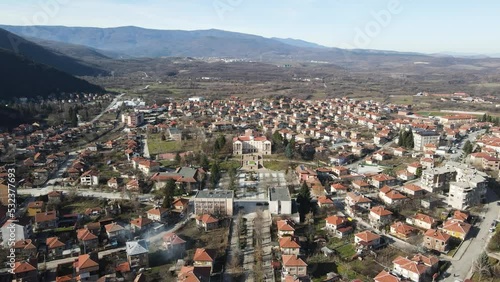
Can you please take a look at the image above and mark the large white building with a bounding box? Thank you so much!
[268,187,292,215]
[193,190,234,216]
[446,164,487,210]
[233,129,272,155]
[413,130,440,151]
[121,112,144,128]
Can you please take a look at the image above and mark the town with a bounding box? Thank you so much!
[0,93,500,282]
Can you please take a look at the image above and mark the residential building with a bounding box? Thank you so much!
[193,248,216,272]
[162,232,186,255]
[196,214,219,231]
[345,192,372,210]
[371,174,397,188]
[172,198,190,214]
[80,170,99,187]
[440,220,471,240]
[392,254,439,282]
[46,237,65,258]
[12,261,38,282]
[0,181,8,206]
[126,239,149,269]
[369,206,393,229]
[130,217,154,234]
[122,112,144,128]
[233,129,272,155]
[354,230,381,249]
[390,222,416,239]
[325,215,352,238]
[105,222,127,242]
[12,239,37,259]
[447,181,486,210]
[1,219,32,246]
[77,228,99,253]
[277,219,295,238]
[378,186,407,205]
[34,211,58,232]
[402,184,424,197]
[282,254,308,278]
[146,207,169,222]
[74,254,99,281]
[193,190,234,216]
[268,187,292,215]
[374,270,401,282]
[279,236,301,255]
[409,213,437,230]
[27,201,45,216]
[413,130,440,151]
[424,229,450,253]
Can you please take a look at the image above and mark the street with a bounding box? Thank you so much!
[443,188,499,281]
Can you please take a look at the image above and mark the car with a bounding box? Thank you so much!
[490,227,496,233]
[256,202,263,206]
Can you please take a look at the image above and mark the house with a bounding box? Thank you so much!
[410,213,437,230]
[105,222,127,242]
[13,239,37,259]
[452,210,470,222]
[178,265,211,282]
[74,254,99,281]
[330,183,348,195]
[345,192,372,210]
[396,170,416,181]
[126,239,149,269]
[317,196,334,208]
[369,206,393,229]
[130,216,154,233]
[27,201,45,216]
[371,174,397,188]
[172,198,189,214]
[196,214,219,231]
[77,228,99,252]
[282,254,308,278]
[1,219,32,246]
[268,187,292,215]
[12,261,38,282]
[46,237,65,258]
[374,270,401,282]
[277,220,295,238]
[80,170,100,186]
[47,191,63,205]
[390,222,416,239]
[354,230,381,249]
[137,159,160,175]
[378,186,407,205]
[193,248,216,272]
[440,220,471,240]
[325,215,353,238]
[352,180,370,190]
[279,236,301,255]
[332,166,350,177]
[162,232,186,255]
[402,184,424,197]
[295,165,318,183]
[407,162,423,175]
[34,211,58,232]
[424,229,450,253]
[193,190,234,216]
[126,179,140,191]
[146,207,169,222]
[84,222,101,236]
[107,177,119,189]
[392,254,439,282]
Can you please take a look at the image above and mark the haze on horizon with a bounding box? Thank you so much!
[1,0,499,56]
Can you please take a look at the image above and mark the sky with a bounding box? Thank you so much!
[0,0,499,55]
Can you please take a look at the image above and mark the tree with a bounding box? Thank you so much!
[209,162,221,189]
[415,167,422,178]
[272,131,284,153]
[296,182,311,222]
[200,154,209,169]
[404,130,414,149]
[162,179,176,209]
[228,166,237,191]
[175,152,182,165]
[285,143,294,159]
[473,252,492,280]
[398,130,404,146]
[463,140,473,155]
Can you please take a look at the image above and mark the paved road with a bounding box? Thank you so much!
[90,93,125,123]
[17,185,153,201]
[444,189,499,281]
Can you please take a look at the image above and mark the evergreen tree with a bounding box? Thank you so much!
[209,162,221,189]
[405,130,414,149]
[162,179,176,209]
[463,140,473,155]
[285,143,294,159]
[175,152,182,164]
[398,131,404,146]
[481,113,487,122]
[200,154,209,169]
[297,181,311,221]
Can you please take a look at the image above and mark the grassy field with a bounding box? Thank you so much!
[147,133,182,155]
[263,160,289,171]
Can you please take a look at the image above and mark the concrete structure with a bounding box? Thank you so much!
[121,112,144,128]
[413,130,440,151]
[193,190,234,216]
[233,129,271,155]
[1,219,32,247]
[126,239,149,269]
[268,187,292,215]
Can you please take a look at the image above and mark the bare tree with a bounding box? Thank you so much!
[473,252,492,281]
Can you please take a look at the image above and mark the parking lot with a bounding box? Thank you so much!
[219,170,287,200]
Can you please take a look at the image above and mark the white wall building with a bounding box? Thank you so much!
[233,129,272,155]
[268,187,292,215]
[413,130,440,151]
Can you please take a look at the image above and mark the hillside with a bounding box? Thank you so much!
[0,49,104,100]
[0,28,107,76]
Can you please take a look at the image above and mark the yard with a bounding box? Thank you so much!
[147,133,182,155]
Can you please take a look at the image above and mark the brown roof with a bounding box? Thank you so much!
[147,207,168,216]
[197,214,219,224]
[105,222,124,233]
[424,229,450,242]
[325,215,346,226]
[47,237,65,249]
[35,211,57,222]
[414,213,435,225]
[277,220,295,231]
[77,229,98,241]
[282,254,307,267]
[279,236,301,249]
[193,248,215,262]
[355,230,380,242]
[13,261,37,274]
[370,206,393,216]
[131,217,153,228]
[442,220,472,236]
[75,254,99,270]
[374,270,400,282]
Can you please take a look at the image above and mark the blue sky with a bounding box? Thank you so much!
[1,0,498,55]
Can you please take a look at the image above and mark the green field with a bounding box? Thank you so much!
[147,133,181,155]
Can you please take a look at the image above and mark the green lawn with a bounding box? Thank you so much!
[264,160,289,171]
[147,134,181,155]
[335,243,356,259]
